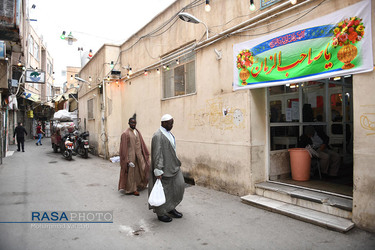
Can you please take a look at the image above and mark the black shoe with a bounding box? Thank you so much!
[17,149,20,152]
[168,209,183,218]
[22,150,25,152]
[158,215,172,223]
[36,143,38,146]
[40,144,42,145]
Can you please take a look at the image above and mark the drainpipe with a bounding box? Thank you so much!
[101,79,108,159]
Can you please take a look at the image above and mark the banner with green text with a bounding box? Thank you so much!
[233,0,373,91]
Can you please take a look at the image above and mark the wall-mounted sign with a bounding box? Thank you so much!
[261,0,282,10]
[26,70,45,83]
[21,92,40,102]
[0,41,5,59]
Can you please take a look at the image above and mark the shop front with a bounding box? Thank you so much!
[268,76,353,197]
[233,0,374,230]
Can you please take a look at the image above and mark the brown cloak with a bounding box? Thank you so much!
[118,128,150,191]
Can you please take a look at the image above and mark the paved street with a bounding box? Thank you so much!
[0,139,374,250]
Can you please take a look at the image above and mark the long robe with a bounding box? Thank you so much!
[148,129,185,216]
[118,128,150,192]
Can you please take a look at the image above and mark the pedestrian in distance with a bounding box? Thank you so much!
[13,122,28,152]
[118,116,150,196]
[149,114,185,223]
[36,122,45,146]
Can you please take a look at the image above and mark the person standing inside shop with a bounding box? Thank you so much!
[36,122,45,146]
[13,122,27,152]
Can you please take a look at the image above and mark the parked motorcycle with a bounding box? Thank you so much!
[74,131,90,158]
[60,133,75,160]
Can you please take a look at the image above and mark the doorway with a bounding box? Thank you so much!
[268,76,353,197]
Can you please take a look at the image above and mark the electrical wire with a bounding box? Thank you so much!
[107,0,203,77]
[232,0,328,37]
[107,0,330,79]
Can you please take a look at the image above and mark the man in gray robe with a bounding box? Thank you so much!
[149,114,185,222]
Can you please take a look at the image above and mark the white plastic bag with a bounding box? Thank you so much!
[148,179,166,207]
[305,144,319,158]
[109,156,120,163]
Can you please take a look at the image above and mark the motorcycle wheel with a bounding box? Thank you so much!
[63,150,72,160]
[83,149,88,159]
[67,150,72,161]
[77,147,84,156]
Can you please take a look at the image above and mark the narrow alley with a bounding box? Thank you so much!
[0,139,374,249]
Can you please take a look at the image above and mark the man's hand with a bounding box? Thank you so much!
[156,175,162,180]
[128,162,135,168]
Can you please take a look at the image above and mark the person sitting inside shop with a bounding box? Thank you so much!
[298,126,341,178]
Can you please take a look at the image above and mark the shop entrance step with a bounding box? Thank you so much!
[254,181,352,219]
[241,194,354,233]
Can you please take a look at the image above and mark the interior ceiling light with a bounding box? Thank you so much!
[205,0,211,12]
[250,0,256,11]
[290,0,297,5]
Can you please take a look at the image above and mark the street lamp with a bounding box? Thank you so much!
[75,77,91,89]
[178,12,209,40]
[61,31,77,45]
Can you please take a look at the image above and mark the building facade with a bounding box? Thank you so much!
[77,0,375,232]
[0,0,56,158]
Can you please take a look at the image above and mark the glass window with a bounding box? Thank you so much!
[34,42,39,60]
[29,36,34,56]
[88,99,94,120]
[269,84,299,123]
[270,126,299,150]
[302,81,325,122]
[269,77,353,153]
[162,51,195,99]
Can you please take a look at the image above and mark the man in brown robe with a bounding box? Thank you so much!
[118,117,150,196]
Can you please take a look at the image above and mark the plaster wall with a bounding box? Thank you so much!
[113,0,272,195]
[78,44,120,157]
[352,10,375,231]
[78,0,375,231]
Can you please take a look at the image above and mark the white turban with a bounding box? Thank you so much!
[161,114,173,122]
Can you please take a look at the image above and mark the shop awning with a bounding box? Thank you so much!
[20,92,41,102]
[233,0,373,91]
[53,88,78,103]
